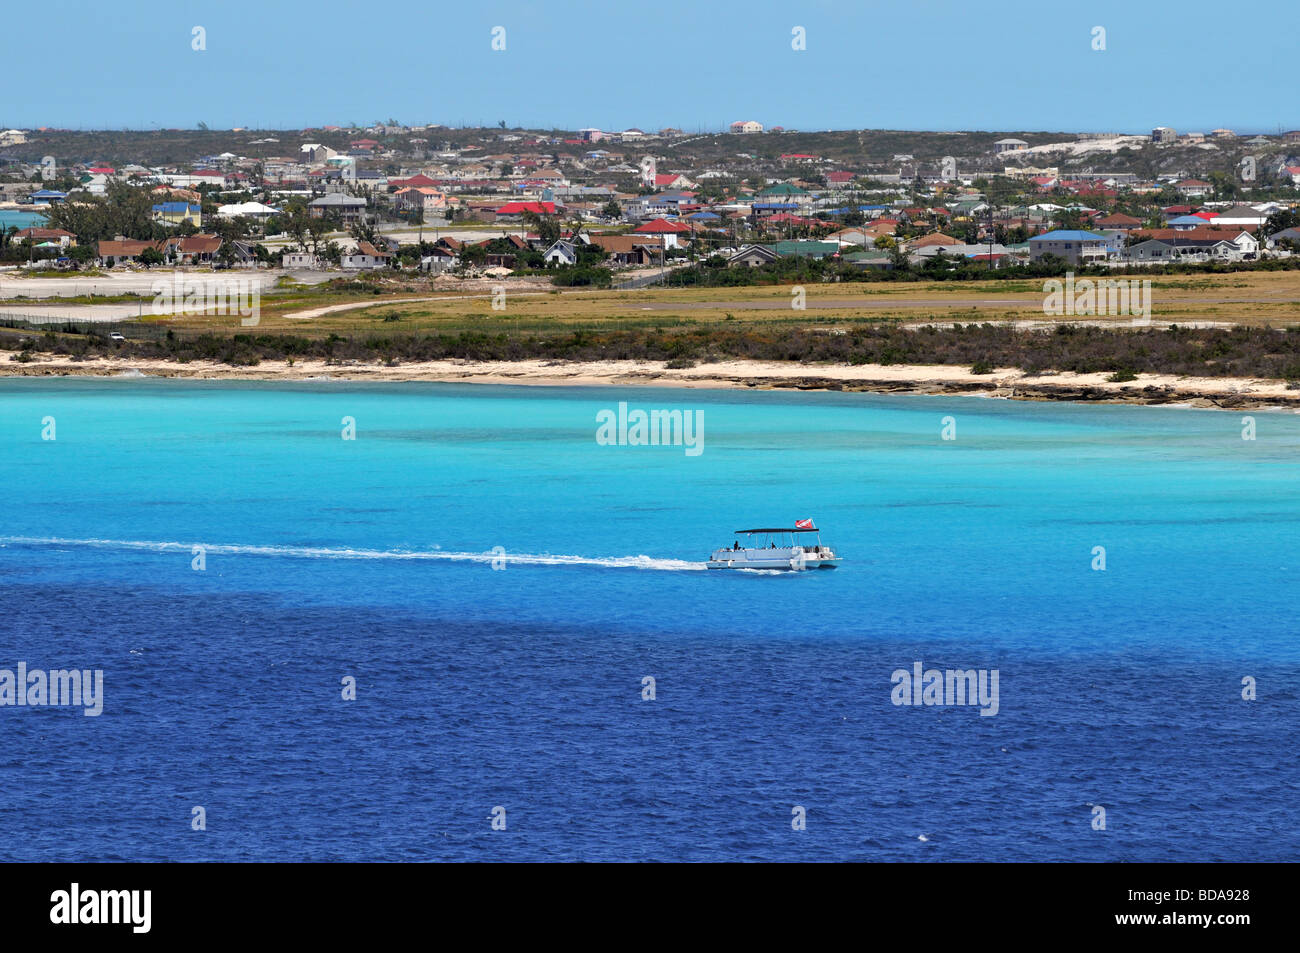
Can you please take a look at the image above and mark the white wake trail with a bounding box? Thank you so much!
[0,536,707,572]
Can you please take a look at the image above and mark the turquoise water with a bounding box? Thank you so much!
[0,209,45,230]
[0,379,1297,860]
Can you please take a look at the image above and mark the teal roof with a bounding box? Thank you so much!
[765,240,839,258]
[1031,229,1108,241]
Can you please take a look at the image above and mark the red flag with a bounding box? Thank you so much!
[795,518,815,530]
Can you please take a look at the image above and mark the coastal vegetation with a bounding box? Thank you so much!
[7,320,1300,383]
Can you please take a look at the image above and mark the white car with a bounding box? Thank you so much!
[109,332,125,342]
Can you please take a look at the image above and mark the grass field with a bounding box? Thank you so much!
[133,269,1300,338]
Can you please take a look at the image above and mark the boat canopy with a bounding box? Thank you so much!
[734,527,819,534]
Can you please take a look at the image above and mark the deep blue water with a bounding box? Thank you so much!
[0,378,1297,861]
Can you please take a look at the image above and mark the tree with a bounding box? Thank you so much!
[521,209,559,246]
[600,200,623,221]
[1266,209,1300,233]
[283,202,311,251]
[348,218,382,247]
[140,246,164,268]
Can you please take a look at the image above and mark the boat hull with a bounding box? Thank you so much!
[706,547,842,571]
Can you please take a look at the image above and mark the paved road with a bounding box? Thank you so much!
[0,269,330,299]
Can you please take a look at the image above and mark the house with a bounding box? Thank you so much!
[542,240,580,266]
[216,201,280,221]
[493,200,557,221]
[765,240,839,259]
[341,240,393,270]
[1174,179,1212,198]
[1127,228,1258,260]
[353,169,389,192]
[282,250,321,269]
[1266,227,1300,250]
[653,172,695,190]
[151,202,202,227]
[1152,126,1177,144]
[161,234,223,264]
[10,227,76,249]
[28,189,68,205]
[829,227,877,247]
[907,233,962,250]
[839,249,895,270]
[388,173,441,190]
[588,234,663,266]
[308,193,368,222]
[1094,212,1143,231]
[993,138,1029,154]
[96,240,159,266]
[393,187,447,216]
[729,120,763,134]
[418,246,460,273]
[632,217,691,249]
[913,243,1014,265]
[1028,229,1110,264]
[1127,236,1237,262]
[301,143,338,163]
[1167,214,1212,230]
[756,183,811,205]
[728,244,780,267]
[1210,204,1269,227]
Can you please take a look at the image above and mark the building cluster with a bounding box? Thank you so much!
[3,121,1300,274]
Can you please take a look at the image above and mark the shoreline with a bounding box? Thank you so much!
[4,355,1299,410]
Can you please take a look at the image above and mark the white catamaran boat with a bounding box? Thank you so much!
[707,521,842,571]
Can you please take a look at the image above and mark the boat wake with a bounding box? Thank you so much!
[0,535,707,572]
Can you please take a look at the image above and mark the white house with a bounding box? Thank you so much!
[282,251,321,269]
[341,240,392,270]
[419,247,460,272]
[217,201,281,221]
[543,240,580,266]
[1209,205,1269,227]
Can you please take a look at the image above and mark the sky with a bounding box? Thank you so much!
[5,0,1298,134]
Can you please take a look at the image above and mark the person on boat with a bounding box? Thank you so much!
[733,541,740,550]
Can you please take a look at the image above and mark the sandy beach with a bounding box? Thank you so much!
[5,354,1299,410]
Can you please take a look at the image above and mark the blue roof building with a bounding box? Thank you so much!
[1028,230,1111,264]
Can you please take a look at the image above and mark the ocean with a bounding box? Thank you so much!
[0,378,1296,861]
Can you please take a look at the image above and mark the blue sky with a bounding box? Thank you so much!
[6,0,1298,134]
